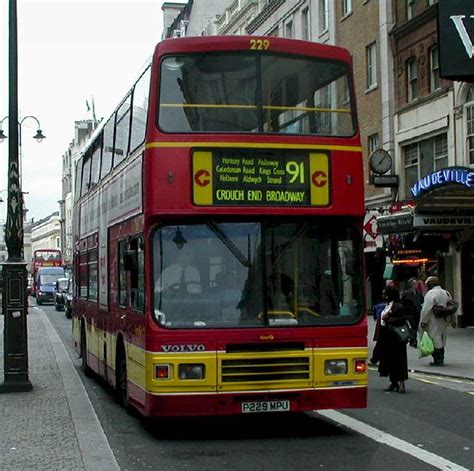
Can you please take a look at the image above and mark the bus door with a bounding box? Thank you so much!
[118,235,146,403]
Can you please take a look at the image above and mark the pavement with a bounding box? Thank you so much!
[0,304,119,471]
[0,307,472,470]
[367,316,474,380]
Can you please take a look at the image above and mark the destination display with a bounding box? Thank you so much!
[192,150,330,207]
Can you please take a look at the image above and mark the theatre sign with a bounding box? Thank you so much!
[413,215,474,229]
[410,167,474,198]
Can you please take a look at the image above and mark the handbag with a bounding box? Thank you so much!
[433,300,459,319]
[388,322,411,344]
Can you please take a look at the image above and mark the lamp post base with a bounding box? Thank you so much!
[0,377,33,393]
[1,261,32,393]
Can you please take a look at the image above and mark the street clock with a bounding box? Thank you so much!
[369,149,392,175]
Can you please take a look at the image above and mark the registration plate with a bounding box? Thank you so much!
[241,400,290,413]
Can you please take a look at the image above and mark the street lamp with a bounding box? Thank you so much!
[0,116,44,393]
[0,115,46,144]
[1,0,40,392]
[1,115,46,188]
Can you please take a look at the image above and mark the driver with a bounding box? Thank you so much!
[155,250,201,294]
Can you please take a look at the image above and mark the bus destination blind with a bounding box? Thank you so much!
[193,150,330,207]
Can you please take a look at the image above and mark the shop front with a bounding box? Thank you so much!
[378,167,474,327]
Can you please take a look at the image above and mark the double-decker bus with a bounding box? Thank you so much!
[72,36,367,417]
[32,249,62,296]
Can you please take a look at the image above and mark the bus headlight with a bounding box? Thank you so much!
[178,364,205,380]
[325,359,347,375]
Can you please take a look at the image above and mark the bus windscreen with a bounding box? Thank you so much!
[158,52,354,136]
[153,220,363,329]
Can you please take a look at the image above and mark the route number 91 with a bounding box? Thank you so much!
[286,161,305,184]
[250,38,270,50]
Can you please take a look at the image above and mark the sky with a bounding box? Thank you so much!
[0,0,172,222]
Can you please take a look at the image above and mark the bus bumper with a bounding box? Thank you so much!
[143,386,367,417]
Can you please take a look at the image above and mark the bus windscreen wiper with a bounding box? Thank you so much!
[206,222,251,267]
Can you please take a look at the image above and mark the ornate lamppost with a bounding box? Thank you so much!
[0,0,45,392]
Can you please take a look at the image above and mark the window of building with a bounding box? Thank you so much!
[429,46,440,93]
[285,20,293,38]
[269,26,279,37]
[342,0,352,16]
[407,0,414,20]
[368,133,379,156]
[403,133,448,196]
[319,0,329,33]
[301,8,309,40]
[366,42,377,90]
[407,57,418,102]
[465,87,474,165]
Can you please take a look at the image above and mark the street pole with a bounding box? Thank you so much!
[1,0,32,392]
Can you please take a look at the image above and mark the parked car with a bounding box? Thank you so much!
[53,277,70,311]
[64,278,74,319]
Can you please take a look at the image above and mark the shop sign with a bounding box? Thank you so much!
[438,0,474,80]
[410,167,474,198]
[413,215,474,229]
[369,174,399,188]
[377,212,414,234]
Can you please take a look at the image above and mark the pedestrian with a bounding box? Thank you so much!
[370,288,389,364]
[377,286,411,393]
[419,276,453,366]
[401,277,423,347]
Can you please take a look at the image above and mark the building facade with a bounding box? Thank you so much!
[30,212,61,256]
[378,0,474,327]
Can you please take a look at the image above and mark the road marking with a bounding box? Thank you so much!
[315,410,469,471]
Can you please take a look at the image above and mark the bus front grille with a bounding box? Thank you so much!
[221,356,310,383]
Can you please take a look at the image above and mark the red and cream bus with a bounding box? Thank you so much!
[72,36,367,417]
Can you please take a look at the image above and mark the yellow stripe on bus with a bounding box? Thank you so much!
[160,103,351,113]
[146,141,362,152]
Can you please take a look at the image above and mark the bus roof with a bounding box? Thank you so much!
[155,36,353,64]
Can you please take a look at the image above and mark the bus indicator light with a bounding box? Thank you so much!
[194,169,211,187]
[309,153,330,205]
[311,170,327,187]
[354,359,366,373]
[154,364,171,380]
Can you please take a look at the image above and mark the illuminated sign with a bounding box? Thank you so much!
[192,150,330,206]
[410,167,474,198]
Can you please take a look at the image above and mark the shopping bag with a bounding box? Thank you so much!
[419,331,434,358]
